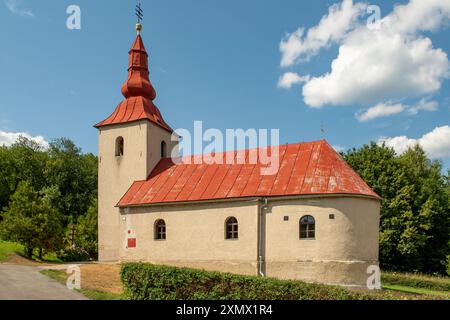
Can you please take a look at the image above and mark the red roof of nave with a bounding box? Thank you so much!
[118,140,380,207]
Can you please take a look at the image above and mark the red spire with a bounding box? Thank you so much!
[121,35,157,100]
[95,29,173,133]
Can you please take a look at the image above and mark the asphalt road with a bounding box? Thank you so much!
[0,264,88,300]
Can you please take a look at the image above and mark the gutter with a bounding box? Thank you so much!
[258,198,268,277]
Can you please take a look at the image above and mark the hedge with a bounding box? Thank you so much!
[120,263,379,300]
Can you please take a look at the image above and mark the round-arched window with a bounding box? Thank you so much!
[115,137,124,157]
[300,215,315,239]
[154,219,166,240]
[225,217,238,239]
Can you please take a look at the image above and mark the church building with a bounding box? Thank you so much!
[95,23,380,287]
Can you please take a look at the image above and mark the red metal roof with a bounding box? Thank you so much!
[95,35,172,132]
[94,96,172,132]
[118,140,380,207]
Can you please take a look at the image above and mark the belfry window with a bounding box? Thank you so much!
[300,215,315,239]
[225,217,238,240]
[155,219,166,240]
[115,137,124,157]
[161,141,167,158]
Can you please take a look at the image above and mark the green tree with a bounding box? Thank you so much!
[0,137,48,210]
[45,138,97,222]
[0,182,64,259]
[75,199,98,259]
[343,143,450,273]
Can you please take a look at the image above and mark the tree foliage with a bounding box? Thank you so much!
[0,182,63,258]
[74,198,98,259]
[0,136,98,259]
[343,143,450,274]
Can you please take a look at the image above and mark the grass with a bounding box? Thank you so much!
[0,240,62,263]
[383,284,450,298]
[382,272,450,299]
[40,269,123,300]
[0,240,24,262]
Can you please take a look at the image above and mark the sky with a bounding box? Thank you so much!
[0,0,449,169]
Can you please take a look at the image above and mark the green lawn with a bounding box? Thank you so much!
[383,284,450,298]
[0,240,24,262]
[0,240,62,263]
[40,269,122,300]
[381,272,450,299]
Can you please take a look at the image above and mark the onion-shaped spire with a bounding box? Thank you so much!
[120,24,156,100]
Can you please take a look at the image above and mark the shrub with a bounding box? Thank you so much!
[57,247,90,262]
[120,263,377,300]
[446,255,450,277]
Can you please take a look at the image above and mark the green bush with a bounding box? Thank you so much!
[447,256,450,277]
[57,247,90,262]
[120,263,377,300]
[382,272,450,292]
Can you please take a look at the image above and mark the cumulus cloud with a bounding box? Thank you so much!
[356,102,406,122]
[407,99,438,115]
[0,131,48,148]
[280,0,450,110]
[278,72,310,89]
[356,99,438,122]
[4,0,34,17]
[378,125,450,159]
[280,0,366,66]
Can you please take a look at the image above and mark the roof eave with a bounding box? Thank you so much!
[117,193,381,209]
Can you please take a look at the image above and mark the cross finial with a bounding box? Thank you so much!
[135,1,144,34]
[320,121,325,139]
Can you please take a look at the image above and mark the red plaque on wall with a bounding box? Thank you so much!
[127,238,137,248]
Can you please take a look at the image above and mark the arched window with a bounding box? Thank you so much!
[154,219,166,240]
[225,217,238,240]
[115,137,124,157]
[161,141,167,158]
[300,215,315,239]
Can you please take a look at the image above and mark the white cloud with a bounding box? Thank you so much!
[332,145,346,152]
[356,102,405,122]
[280,0,366,66]
[407,99,438,115]
[378,125,450,159]
[0,131,48,148]
[280,0,450,109]
[278,72,310,89]
[4,0,34,17]
[302,32,449,108]
[356,99,438,122]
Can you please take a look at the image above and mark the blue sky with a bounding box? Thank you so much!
[0,0,449,169]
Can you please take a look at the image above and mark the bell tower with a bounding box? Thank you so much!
[95,21,178,261]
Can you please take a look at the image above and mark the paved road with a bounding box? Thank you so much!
[0,264,88,300]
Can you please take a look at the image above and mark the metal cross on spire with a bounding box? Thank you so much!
[135,1,144,34]
[135,1,144,23]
